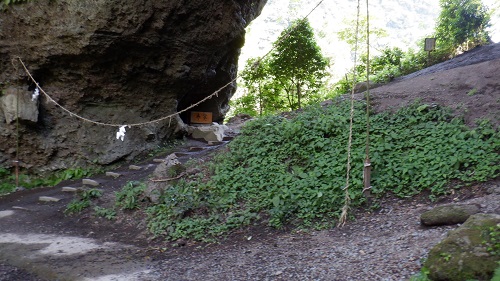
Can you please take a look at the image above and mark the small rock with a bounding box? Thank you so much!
[486,185,500,194]
[105,172,121,178]
[129,165,142,170]
[39,196,61,202]
[61,187,78,192]
[82,179,100,186]
[420,203,480,226]
[153,159,165,163]
[272,271,283,276]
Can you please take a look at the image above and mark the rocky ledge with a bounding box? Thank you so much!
[0,0,266,172]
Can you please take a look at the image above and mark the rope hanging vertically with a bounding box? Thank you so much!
[363,0,372,202]
[338,0,373,226]
[338,0,362,227]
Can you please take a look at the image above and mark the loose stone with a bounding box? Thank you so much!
[39,196,61,202]
[105,172,121,178]
[82,179,100,186]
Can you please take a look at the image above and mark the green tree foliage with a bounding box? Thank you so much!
[232,58,287,117]
[332,46,428,95]
[435,0,491,57]
[234,18,329,116]
[268,19,329,110]
[337,17,388,53]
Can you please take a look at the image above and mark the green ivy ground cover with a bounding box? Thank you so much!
[147,101,500,240]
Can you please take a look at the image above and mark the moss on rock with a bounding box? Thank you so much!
[425,213,500,281]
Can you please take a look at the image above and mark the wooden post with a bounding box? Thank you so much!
[13,160,19,188]
[363,157,372,203]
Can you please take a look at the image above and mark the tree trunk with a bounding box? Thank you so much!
[258,83,263,116]
[297,83,302,109]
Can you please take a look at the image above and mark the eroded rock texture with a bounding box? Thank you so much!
[0,0,266,171]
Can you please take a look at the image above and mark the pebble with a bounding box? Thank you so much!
[62,187,78,192]
[105,172,121,178]
[82,179,100,186]
[129,165,142,170]
[39,196,61,202]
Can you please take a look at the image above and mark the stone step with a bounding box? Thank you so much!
[62,187,79,192]
[82,179,100,186]
[39,196,61,202]
[105,171,121,178]
[129,165,142,170]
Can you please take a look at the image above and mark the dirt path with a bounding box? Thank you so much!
[0,139,227,281]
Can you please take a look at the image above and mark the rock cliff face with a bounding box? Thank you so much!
[0,0,266,171]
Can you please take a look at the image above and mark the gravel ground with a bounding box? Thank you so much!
[152,181,499,281]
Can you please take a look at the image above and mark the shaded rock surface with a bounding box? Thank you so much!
[425,213,500,281]
[146,153,185,203]
[0,0,267,172]
[420,203,481,226]
[188,123,229,142]
[0,87,39,124]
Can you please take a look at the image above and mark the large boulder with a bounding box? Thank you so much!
[424,213,500,281]
[0,0,267,172]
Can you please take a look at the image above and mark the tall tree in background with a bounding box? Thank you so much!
[435,0,491,57]
[234,18,329,116]
[238,58,286,116]
[268,18,329,110]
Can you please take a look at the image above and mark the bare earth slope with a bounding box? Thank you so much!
[0,43,499,281]
[360,43,500,128]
